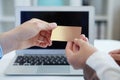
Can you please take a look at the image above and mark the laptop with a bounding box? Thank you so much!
[5,6,95,75]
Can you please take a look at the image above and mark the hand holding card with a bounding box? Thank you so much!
[51,26,82,41]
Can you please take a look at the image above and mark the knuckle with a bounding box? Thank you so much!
[31,18,38,21]
[30,18,40,25]
[31,21,40,28]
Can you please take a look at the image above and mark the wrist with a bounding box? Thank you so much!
[84,46,98,65]
[85,49,98,63]
[0,29,19,54]
[8,28,21,50]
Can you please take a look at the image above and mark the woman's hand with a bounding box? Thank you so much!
[14,18,57,49]
[0,18,57,54]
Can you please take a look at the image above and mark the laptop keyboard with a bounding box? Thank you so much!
[13,55,69,66]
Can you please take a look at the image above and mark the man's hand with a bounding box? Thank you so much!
[65,35,97,69]
[109,49,120,65]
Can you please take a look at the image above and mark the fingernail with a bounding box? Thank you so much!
[49,23,57,27]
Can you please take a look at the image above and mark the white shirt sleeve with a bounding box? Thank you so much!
[86,51,120,80]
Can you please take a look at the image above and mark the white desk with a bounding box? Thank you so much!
[0,40,120,80]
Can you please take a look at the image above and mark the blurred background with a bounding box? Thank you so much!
[0,0,120,40]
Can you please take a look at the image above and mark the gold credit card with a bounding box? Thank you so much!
[51,26,82,41]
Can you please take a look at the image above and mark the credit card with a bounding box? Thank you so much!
[51,26,82,41]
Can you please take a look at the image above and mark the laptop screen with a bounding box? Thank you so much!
[21,11,89,49]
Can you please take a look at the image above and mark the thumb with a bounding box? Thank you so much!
[37,22,57,31]
[65,42,74,59]
[74,39,87,47]
[48,23,57,30]
[30,18,57,31]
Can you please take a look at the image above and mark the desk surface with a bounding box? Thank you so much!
[1,40,120,80]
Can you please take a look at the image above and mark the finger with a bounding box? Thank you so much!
[48,23,57,30]
[45,31,52,45]
[45,37,51,46]
[38,42,48,48]
[80,34,88,42]
[66,42,73,50]
[74,39,86,47]
[31,18,57,31]
[48,40,52,46]
[109,49,120,54]
[38,36,44,41]
[65,42,74,58]
[80,34,85,38]
[73,43,76,52]
[40,31,46,36]
[73,43,79,53]
[39,31,50,42]
[110,54,120,61]
[37,37,49,46]
[38,22,57,31]
[34,41,47,48]
[43,32,52,46]
[40,30,51,37]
